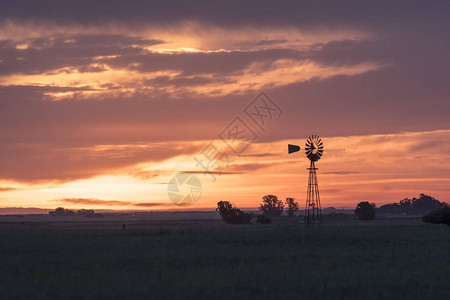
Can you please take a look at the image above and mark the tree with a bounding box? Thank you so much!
[354,201,376,220]
[378,194,446,215]
[422,206,450,226]
[411,194,445,214]
[53,207,66,215]
[76,209,95,216]
[259,195,284,217]
[285,197,299,217]
[216,201,251,224]
[49,207,75,216]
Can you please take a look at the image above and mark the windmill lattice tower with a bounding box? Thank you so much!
[304,135,323,225]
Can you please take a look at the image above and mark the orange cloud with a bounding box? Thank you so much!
[0,21,376,99]
[56,198,166,207]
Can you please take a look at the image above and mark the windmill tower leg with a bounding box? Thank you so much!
[305,161,322,226]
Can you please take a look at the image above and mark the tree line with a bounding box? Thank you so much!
[216,195,299,224]
[49,207,103,217]
[217,193,449,226]
[355,194,449,221]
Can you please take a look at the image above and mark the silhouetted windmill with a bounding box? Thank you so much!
[288,135,324,225]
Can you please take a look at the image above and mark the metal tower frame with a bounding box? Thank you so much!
[305,160,322,225]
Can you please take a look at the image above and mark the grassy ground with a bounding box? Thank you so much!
[0,218,449,299]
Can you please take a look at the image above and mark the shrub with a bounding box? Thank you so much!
[256,214,272,224]
[216,201,251,224]
[422,206,450,226]
[354,201,376,220]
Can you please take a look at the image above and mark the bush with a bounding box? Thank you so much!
[422,206,450,226]
[216,201,251,224]
[256,214,272,224]
[354,201,376,220]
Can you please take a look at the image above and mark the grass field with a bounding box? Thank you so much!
[0,217,449,299]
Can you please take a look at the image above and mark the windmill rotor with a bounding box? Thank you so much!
[305,135,324,162]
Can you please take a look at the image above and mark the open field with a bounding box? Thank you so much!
[0,216,449,299]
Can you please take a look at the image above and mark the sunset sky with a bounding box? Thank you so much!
[0,1,449,212]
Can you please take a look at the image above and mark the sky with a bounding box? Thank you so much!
[0,1,449,212]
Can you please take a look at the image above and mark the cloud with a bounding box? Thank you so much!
[0,143,203,182]
[240,153,278,157]
[133,202,169,207]
[0,1,447,33]
[0,34,164,76]
[0,187,16,192]
[56,198,166,207]
[180,170,241,175]
[0,35,382,99]
[229,163,271,172]
[323,171,360,175]
[179,162,271,176]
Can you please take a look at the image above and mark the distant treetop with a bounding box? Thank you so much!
[378,194,447,216]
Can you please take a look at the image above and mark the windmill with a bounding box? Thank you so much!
[288,135,324,225]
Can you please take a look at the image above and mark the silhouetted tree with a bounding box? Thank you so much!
[216,201,251,224]
[259,195,284,217]
[285,197,299,217]
[53,207,66,215]
[256,214,272,224]
[354,201,376,220]
[49,207,75,216]
[76,209,95,216]
[378,194,446,215]
[412,194,445,214]
[422,206,450,226]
